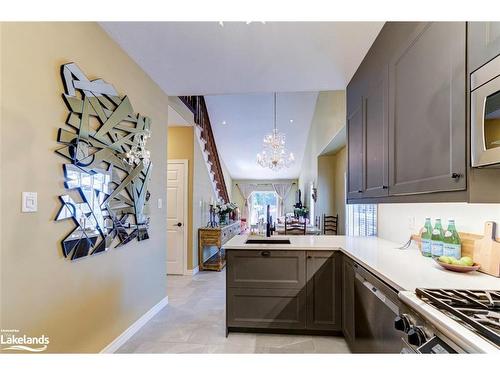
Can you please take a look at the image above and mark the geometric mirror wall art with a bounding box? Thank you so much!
[55,63,153,260]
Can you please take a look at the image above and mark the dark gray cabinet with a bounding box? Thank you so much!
[346,72,389,200]
[364,66,389,197]
[226,249,342,334]
[305,251,342,331]
[227,250,305,289]
[347,101,364,199]
[389,22,466,195]
[468,22,500,73]
[342,255,355,347]
[227,288,306,330]
[347,22,467,203]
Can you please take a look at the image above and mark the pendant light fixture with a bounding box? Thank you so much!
[256,93,295,171]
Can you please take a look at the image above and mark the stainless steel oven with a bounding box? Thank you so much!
[471,53,500,167]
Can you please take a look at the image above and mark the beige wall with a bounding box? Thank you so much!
[193,133,218,267]
[220,158,233,200]
[317,155,336,218]
[298,91,346,198]
[333,147,347,234]
[316,147,346,234]
[298,91,346,232]
[0,22,169,353]
[167,127,195,269]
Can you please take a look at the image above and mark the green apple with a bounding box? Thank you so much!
[438,256,451,264]
[460,257,474,266]
[450,258,462,265]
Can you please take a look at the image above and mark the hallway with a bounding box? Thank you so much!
[117,271,351,353]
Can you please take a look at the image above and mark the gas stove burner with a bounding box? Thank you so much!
[416,288,500,347]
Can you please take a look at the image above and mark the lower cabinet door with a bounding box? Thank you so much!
[226,250,306,289]
[305,251,342,331]
[227,288,306,329]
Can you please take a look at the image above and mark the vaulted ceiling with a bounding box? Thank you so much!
[205,92,318,179]
[100,22,383,95]
[101,22,383,179]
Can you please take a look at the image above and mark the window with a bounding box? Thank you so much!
[249,191,278,225]
[346,204,377,236]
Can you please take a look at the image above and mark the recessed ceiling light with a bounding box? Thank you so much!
[222,121,227,125]
[289,119,294,124]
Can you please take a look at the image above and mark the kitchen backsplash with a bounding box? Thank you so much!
[378,203,500,245]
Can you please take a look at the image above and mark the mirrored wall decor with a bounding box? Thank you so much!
[55,63,153,260]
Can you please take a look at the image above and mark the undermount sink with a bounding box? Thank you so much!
[245,238,291,245]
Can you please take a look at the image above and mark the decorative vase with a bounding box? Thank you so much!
[219,213,228,226]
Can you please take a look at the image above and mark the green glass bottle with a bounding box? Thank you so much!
[431,218,444,257]
[443,219,461,259]
[420,218,433,257]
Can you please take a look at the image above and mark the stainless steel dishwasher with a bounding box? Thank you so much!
[352,263,403,353]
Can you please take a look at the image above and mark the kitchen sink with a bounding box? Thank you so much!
[245,238,291,244]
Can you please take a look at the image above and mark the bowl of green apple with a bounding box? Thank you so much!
[434,256,481,273]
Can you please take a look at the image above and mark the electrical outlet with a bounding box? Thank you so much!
[22,192,37,212]
[408,216,416,231]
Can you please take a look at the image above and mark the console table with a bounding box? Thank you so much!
[198,221,241,271]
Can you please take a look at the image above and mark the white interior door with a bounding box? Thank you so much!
[167,161,187,275]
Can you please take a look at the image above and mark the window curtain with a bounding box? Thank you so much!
[236,183,257,221]
[272,183,293,218]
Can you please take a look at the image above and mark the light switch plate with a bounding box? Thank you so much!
[157,198,162,209]
[22,192,38,212]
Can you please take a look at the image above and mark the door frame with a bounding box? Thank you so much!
[167,159,189,276]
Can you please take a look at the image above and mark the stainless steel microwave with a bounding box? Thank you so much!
[471,53,500,167]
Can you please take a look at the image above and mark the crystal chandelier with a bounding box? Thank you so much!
[124,129,152,166]
[256,93,295,171]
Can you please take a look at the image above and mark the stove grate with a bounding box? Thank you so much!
[416,288,500,347]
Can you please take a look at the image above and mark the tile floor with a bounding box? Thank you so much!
[117,270,350,354]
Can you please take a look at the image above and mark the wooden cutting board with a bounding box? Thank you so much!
[473,222,500,277]
[411,221,500,277]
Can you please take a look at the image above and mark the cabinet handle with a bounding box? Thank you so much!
[357,190,363,193]
[382,185,388,189]
[261,251,271,257]
[451,172,462,180]
[307,255,312,259]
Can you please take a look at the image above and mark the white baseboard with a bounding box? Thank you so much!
[184,265,199,276]
[100,296,168,353]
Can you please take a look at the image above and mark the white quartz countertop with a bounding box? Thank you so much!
[224,234,500,292]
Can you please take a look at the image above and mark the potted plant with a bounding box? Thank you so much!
[214,202,238,226]
[294,206,309,222]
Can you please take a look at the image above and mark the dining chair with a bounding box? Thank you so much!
[285,221,306,235]
[315,216,321,231]
[323,214,338,235]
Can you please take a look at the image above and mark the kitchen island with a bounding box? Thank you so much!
[224,234,500,353]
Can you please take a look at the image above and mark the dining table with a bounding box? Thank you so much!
[274,223,321,235]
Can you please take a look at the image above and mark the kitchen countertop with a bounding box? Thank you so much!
[224,234,500,292]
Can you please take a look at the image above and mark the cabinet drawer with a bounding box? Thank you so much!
[227,288,306,329]
[227,250,305,289]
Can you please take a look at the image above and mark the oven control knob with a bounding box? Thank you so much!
[394,315,411,333]
[407,326,426,346]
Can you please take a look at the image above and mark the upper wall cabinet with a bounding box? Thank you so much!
[388,22,466,195]
[347,22,467,202]
[364,66,389,197]
[347,99,364,199]
[468,22,500,73]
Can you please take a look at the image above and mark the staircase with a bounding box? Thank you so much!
[179,96,230,204]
